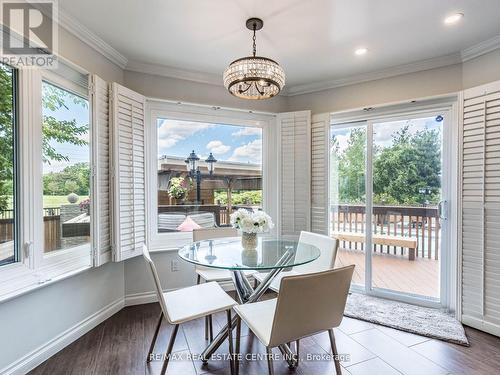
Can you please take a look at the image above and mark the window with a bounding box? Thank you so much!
[156,118,263,233]
[0,63,18,267]
[41,80,91,256]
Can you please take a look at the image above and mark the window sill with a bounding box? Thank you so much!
[0,246,92,304]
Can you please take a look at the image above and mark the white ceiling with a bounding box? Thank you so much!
[60,0,500,90]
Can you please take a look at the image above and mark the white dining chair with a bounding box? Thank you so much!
[142,245,237,375]
[193,227,257,340]
[233,265,355,375]
[253,231,339,292]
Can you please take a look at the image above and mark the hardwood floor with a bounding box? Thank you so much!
[29,300,500,375]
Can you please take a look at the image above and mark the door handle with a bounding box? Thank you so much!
[438,200,447,220]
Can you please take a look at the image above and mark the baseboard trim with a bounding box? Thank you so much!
[1,297,124,375]
[462,315,500,337]
[124,291,158,306]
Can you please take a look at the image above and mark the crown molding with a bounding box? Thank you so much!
[283,53,462,96]
[125,60,222,86]
[57,8,128,69]
[461,34,500,62]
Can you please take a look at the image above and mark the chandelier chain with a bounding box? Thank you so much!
[252,24,257,57]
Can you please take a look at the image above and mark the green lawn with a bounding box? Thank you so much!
[3,195,89,210]
[43,195,89,208]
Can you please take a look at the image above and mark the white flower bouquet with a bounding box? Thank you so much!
[230,208,274,234]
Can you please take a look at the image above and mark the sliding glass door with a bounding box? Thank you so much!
[330,123,367,288]
[330,111,449,305]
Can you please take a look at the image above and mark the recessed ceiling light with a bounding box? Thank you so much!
[444,13,464,25]
[355,47,368,56]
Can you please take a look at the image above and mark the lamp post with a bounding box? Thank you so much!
[185,150,217,204]
[419,186,432,207]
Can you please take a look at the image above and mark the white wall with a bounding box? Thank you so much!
[0,263,124,371]
[462,48,500,89]
[125,251,196,297]
[285,64,463,114]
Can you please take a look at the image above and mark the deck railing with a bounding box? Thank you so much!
[0,208,61,253]
[331,204,440,260]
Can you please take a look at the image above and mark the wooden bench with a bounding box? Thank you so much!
[332,231,418,260]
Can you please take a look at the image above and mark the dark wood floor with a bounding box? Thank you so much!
[29,299,500,375]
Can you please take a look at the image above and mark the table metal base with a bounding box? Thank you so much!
[201,250,298,368]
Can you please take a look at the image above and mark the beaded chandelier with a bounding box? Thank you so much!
[223,18,285,100]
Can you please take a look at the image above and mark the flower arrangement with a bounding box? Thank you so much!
[79,198,90,215]
[230,208,274,234]
[168,177,192,200]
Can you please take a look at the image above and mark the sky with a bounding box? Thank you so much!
[157,118,263,165]
[42,82,90,174]
[331,115,443,153]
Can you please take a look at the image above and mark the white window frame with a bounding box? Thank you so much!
[146,99,278,252]
[0,63,94,302]
[38,70,93,267]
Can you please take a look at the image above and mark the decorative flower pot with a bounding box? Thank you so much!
[241,232,257,250]
[242,249,258,267]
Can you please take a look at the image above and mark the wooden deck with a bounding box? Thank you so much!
[336,248,440,298]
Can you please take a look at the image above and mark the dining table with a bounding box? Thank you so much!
[178,236,321,367]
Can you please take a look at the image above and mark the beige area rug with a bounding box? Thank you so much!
[344,293,469,346]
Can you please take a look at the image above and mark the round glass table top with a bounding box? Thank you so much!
[178,237,321,271]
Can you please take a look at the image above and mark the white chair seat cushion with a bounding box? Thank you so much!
[234,298,277,347]
[196,266,257,282]
[253,270,301,292]
[164,281,237,324]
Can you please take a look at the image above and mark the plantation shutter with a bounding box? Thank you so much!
[460,79,500,336]
[91,75,111,266]
[311,113,330,235]
[277,111,311,236]
[110,83,146,261]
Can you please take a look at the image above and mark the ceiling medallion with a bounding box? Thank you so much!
[223,18,285,100]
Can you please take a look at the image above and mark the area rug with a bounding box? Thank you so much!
[344,293,469,346]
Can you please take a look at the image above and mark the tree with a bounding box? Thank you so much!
[373,125,441,205]
[43,163,91,196]
[0,65,14,210]
[0,64,90,210]
[332,124,442,206]
[336,128,366,204]
[64,180,78,193]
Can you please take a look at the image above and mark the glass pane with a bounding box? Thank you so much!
[0,63,17,266]
[157,119,263,233]
[330,125,367,287]
[371,116,443,299]
[42,81,91,255]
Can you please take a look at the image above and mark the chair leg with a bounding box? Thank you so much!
[198,275,211,341]
[146,313,163,362]
[328,329,342,375]
[209,315,214,341]
[226,310,235,375]
[266,347,274,375]
[295,340,300,367]
[160,324,180,375]
[235,317,241,375]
